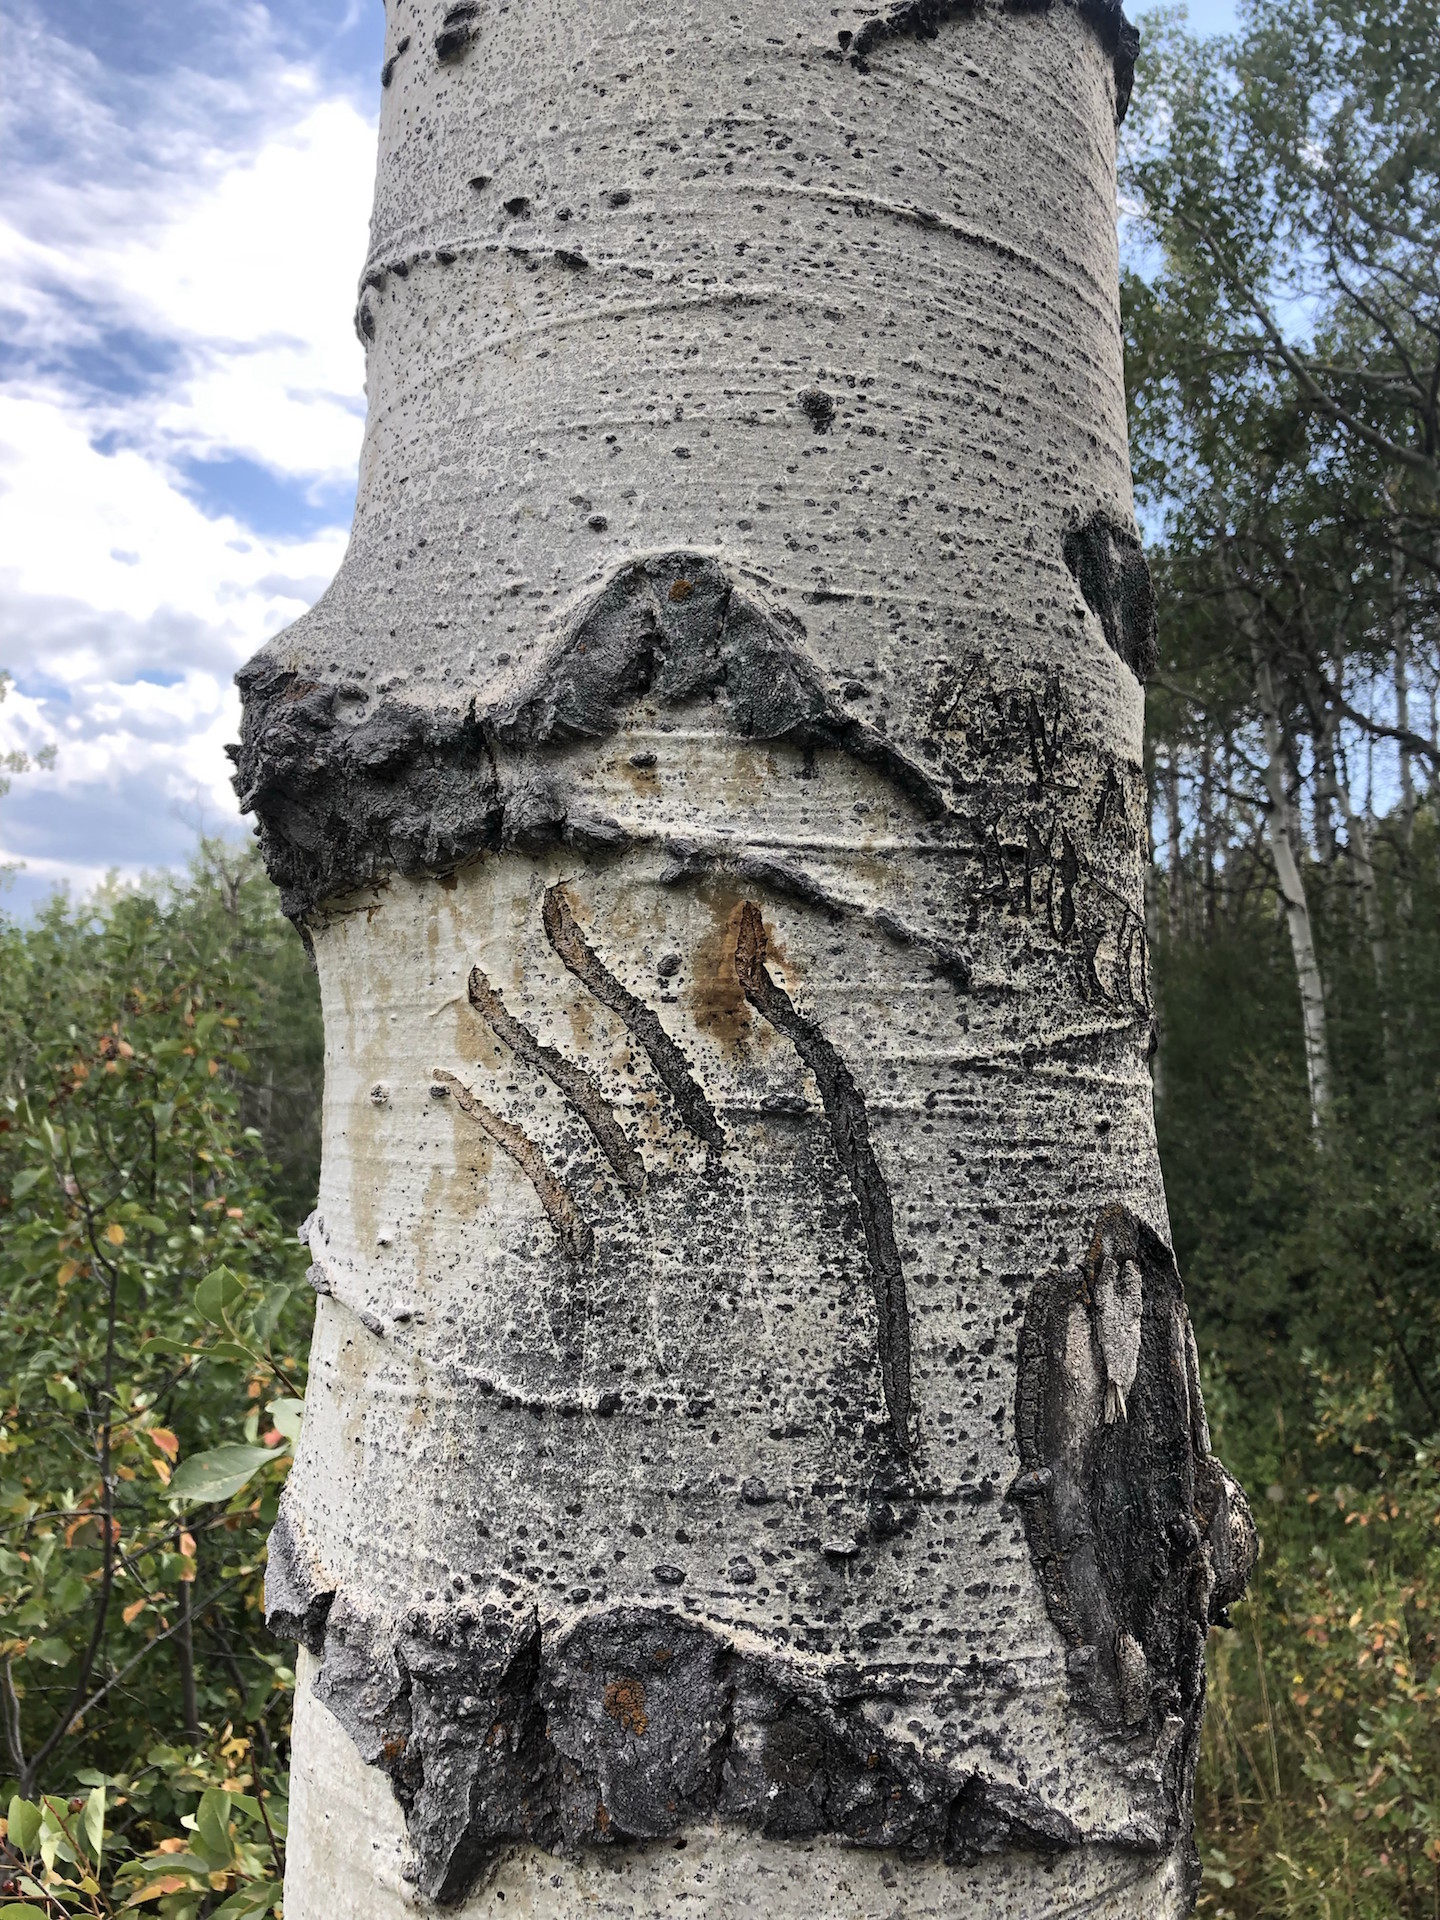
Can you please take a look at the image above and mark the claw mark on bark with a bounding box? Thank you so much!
[431,1069,593,1259]
[542,884,725,1148]
[467,965,646,1193]
[733,901,913,1449]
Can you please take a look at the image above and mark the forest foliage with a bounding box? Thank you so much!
[0,857,320,1917]
[1124,0,1440,1910]
[0,0,1437,1913]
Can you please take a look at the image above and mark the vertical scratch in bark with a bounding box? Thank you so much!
[733,901,914,1449]
[431,1069,594,1259]
[542,884,725,1148]
[467,965,646,1191]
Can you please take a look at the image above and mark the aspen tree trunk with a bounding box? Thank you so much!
[1253,657,1331,1125]
[1162,747,1184,941]
[233,1,1254,1913]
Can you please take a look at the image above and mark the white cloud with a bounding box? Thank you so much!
[0,8,377,901]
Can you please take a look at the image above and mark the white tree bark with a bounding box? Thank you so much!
[1253,657,1331,1125]
[233,0,1254,1912]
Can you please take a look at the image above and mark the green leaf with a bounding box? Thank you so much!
[249,1283,292,1344]
[194,1266,247,1324]
[207,1339,262,1365]
[82,1782,105,1858]
[267,1398,304,1445]
[210,1884,280,1920]
[0,1905,45,1919]
[142,1335,198,1356]
[38,1796,72,1872]
[27,1637,73,1665]
[8,1167,44,1198]
[168,1444,276,1506]
[6,1794,40,1854]
[194,1787,234,1868]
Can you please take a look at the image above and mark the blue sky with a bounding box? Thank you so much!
[0,0,1238,915]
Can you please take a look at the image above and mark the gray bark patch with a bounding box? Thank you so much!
[1012,1205,1257,1741]
[297,1596,1093,1907]
[263,1507,335,1655]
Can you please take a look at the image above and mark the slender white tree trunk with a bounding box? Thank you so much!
[234,0,1253,1912]
[1253,657,1331,1125]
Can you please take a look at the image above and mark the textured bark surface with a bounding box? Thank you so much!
[236,0,1254,1910]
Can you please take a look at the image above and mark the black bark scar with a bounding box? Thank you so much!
[267,1543,1088,1908]
[1062,512,1158,682]
[431,1068,593,1259]
[1013,1204,1256,1740]
[466,965,645,1194]
[840,0,1141,127]
[542,884,725,1148]
[231,552,956,923]
[733,901,914,1450]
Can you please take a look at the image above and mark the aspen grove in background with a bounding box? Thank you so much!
[228,0,1254,1913]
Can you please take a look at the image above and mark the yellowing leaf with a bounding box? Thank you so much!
[150,1428,180,1462]
[57,1261,79,1286]
[124,1875,191,1904]
[105,1223,126,1247]
[122,1597,148,1626]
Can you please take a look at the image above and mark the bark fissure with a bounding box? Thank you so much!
[733,901,915,1450]
[466,965,646,1193]
[542,884,725,1148]
[431,1068,594,1259]
[651,838,973,988]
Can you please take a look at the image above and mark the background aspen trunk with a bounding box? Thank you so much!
[1253,657,1332,1126]
[232,0,1255,1912]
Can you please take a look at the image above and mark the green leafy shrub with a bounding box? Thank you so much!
[0,848,321,1915]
